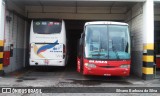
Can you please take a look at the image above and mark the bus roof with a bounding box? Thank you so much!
[85,21,128,26]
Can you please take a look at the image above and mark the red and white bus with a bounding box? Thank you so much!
[77,21,131,76]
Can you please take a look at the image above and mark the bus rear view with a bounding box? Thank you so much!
[77,21,131,76]
[29,19,67,66]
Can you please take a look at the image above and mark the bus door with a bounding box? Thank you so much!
[77,33,84,73]
[77,39,83,72]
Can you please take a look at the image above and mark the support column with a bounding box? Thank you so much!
[142,0,154,80]
[0,40,4,75]
[0,0,5,76]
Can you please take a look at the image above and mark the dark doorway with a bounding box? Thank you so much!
[154,21,160,78]
[65,20,87,70]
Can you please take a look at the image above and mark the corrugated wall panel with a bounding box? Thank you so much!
[126,3,143,77]
[3,11,25,73]
[16,17,25,68]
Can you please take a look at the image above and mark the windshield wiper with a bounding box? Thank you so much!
[112,46,119,59]
[112,41,119,59]
[91,53,108,59]
[92,53,105,56]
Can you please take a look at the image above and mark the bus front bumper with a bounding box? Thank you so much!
[83,66,130,76]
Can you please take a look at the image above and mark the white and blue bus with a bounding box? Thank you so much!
[29,19,67,66]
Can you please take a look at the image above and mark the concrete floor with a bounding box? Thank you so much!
[0,66,160,95]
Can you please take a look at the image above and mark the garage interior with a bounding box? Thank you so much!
[2,0,157,80]
[154,2,160,78]
[154,21,160,78]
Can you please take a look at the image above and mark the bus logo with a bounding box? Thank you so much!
[37,40,58,55]
[89,60,107,64]
[2,88,11,93]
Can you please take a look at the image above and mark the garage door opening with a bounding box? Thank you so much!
[154,2,160,79]
[3,0,144,79]
[65,20,88,70]
[154,21,160,78]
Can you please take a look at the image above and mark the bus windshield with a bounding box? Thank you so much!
[85,24,130,60]
[33,20,62,34]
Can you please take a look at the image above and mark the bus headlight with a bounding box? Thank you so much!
[85,63,96,68]
[120,64,130,68]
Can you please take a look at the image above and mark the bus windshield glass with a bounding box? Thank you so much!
[85,24,130,60]
[33,20,62,34]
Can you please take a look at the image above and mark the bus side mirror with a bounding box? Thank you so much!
[131,34,134,48]
[81,32,85,38]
